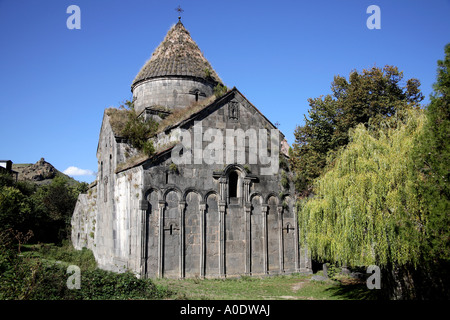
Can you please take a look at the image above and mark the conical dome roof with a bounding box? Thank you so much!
[132,21,221,88]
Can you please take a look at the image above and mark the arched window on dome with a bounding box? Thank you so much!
[189,88,206,102]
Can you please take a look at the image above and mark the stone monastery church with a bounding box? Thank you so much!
[71,19,311,279]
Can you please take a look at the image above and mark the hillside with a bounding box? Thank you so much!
[12,158,81,186]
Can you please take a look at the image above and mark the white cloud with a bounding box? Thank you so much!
[63,166,95,176]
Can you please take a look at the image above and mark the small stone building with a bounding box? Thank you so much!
[71,20,311,278]
[0,160,18,182]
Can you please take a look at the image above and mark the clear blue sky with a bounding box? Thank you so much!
[1,0,449,183]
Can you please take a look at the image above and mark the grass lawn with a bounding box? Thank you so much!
[153,273,378,300]
[18,243,378,300]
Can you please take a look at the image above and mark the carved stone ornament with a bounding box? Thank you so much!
[228,101,239,121]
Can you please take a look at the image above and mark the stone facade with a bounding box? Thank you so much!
[71,21,311,279]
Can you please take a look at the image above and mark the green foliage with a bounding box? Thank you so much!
[204,67,212,79]
[0,174,83,244]
[30,176,79,243]
[0,172,14,188]
[298,109,426,268]
[0,257,169,300]
[37,242,97,271]
[411,43,450,261]
[120,99,158,156]
[169,162,178,174]
[32,176,78,221]
[279,153,290,171]
[15,180,37,197]
[0,186,31,230]
[0,252,42,299]
[75,181,89,195]
[213,83,228,98]
[0,242,171,300]
[295,48,450,298]
[325,263,341,280]
[0,228,39,299]
[75,268,170,300]
[280,170,289,190]
[291,65,424,195]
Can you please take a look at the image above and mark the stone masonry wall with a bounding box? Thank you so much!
[71,89,312,279]
[71,186,97,252]
[137,90,311,278]
[133,77,214,113]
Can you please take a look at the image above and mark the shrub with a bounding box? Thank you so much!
[110,99,158,157]
[0,186,31,231]
[37,242,97,271]
[169,163,178,174]
[1,243,171,300]
[121,101,158,156]
[280,171,289,190]
[213,83,228,98]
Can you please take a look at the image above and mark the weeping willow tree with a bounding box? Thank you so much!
[298,109,427,268]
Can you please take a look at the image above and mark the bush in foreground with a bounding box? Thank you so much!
[0,242,171,300]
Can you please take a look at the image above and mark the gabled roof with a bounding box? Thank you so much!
[114,87,287,174]
[159,87,283,137]
[132,21,221,88]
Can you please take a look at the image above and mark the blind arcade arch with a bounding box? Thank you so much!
[140,167,302,278]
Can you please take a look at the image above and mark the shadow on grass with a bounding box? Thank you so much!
[325,278,383,300]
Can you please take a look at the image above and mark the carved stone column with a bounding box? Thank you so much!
[219,177,227,202]
[178,200,186,278]
[277,205,284,273]
[218,200,226,277]
[157,200,165,278]
[199,203,206,278]
[244,204,251,275]
[261,204,268,274]
[139,199,148,278]
[293,202,301,272]
[243,179,251,203]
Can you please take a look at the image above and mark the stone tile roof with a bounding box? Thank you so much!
[132,21,221,88]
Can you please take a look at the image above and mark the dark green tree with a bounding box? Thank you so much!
[30,176,79,243]
[0,185,31,231]
[291,65,424,195]
[412,43,450,261]
[298,46,450,299]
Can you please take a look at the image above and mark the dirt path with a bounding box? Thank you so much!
[291,279,309,292]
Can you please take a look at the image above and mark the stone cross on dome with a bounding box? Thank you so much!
[175,5,184,21]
